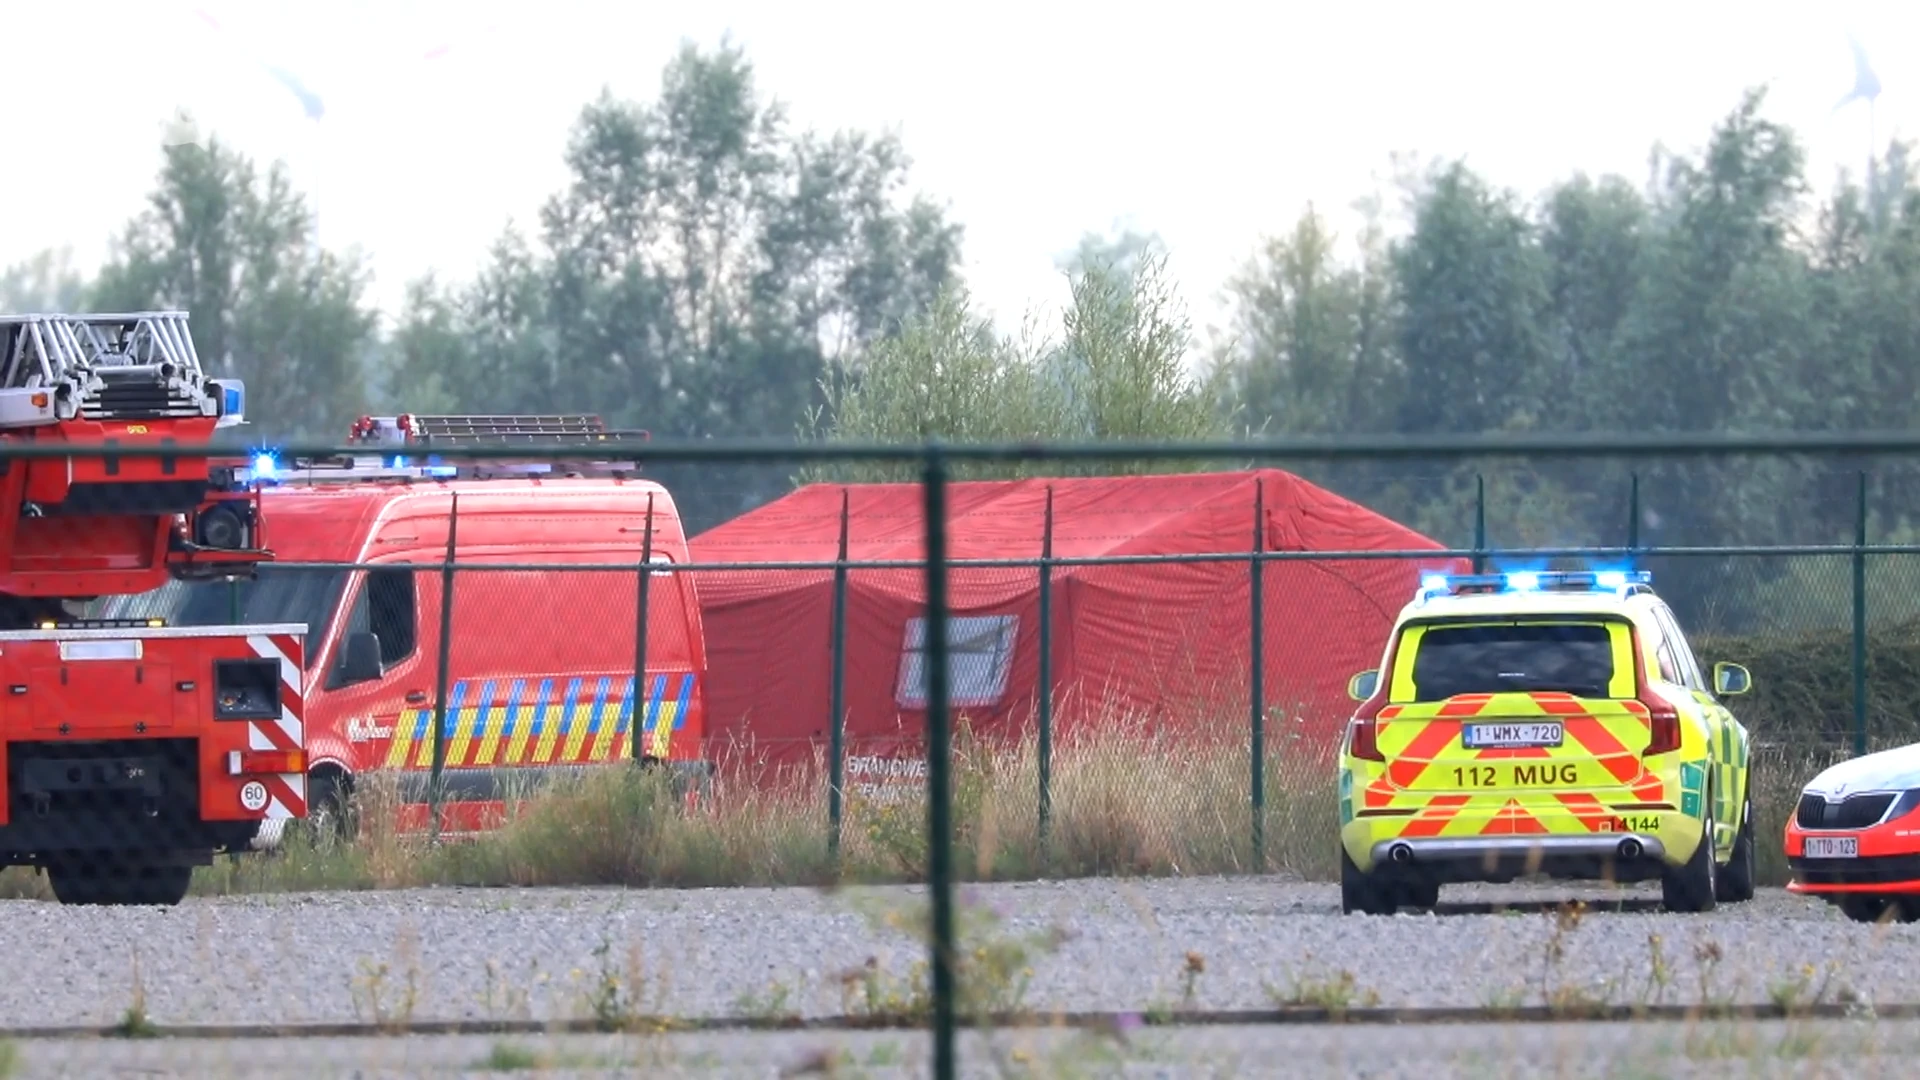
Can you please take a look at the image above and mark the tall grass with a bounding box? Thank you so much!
[182,716,1336,896]
[0,723,1851,900]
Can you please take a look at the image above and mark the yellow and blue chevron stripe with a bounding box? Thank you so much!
[384,672,697,768]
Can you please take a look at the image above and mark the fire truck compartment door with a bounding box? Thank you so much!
[27,661,178,733]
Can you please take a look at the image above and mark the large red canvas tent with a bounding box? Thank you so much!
[689,469,1463,781]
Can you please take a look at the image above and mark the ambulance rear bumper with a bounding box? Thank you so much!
[1369,834,1670,882]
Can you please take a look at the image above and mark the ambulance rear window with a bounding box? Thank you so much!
[1407,622,1616,702]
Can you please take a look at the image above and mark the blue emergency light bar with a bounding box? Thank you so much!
[1416,569,1651,602]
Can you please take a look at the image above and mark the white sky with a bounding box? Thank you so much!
[2,1,1913,345]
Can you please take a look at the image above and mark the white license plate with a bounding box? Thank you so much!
[1804,836,1858,859]
[1462,722,1564,749]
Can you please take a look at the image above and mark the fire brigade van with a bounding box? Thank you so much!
[98,414,708,837]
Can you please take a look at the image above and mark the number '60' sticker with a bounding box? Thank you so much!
[239,781,270,812]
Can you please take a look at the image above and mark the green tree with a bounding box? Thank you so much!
[0,248,88,313]
[1390,161,1556,435]
[90,136,377,441]
[389,39,962,527]
[807,253,1230,482]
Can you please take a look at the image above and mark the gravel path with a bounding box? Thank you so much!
[0,879,1911,1029]
[11,1019,1920,1078]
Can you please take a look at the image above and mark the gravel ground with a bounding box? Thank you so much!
[0,879,1910,1030]
[11,1019,1920,1078]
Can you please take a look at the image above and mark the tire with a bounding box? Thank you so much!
[1661,801,1719,914]
[302,769,357,847]
[1716,794,1756,904]
[1340,847,1397,916]
[48,860,194,907]
[1398,878,1440,910]
[1840,896,1890,923]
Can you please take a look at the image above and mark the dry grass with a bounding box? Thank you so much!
[180,717,1335,896]
[0,716,1850,900]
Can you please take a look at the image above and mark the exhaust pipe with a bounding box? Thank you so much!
[1617,837,1643,861]
[1388,842,1414,864]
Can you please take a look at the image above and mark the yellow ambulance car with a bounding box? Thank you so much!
[1337,569,1755,914]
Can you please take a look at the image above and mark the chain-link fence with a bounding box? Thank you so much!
[12,427,1920,1076]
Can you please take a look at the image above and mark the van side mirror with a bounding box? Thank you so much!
[1348,670,1379,702]
[338,631,385,684]
[1713,662,1751,697]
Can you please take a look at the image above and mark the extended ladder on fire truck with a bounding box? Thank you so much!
[241,413,652,485]
[0,311,245,429]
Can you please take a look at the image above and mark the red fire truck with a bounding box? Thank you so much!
[0,311,306,905]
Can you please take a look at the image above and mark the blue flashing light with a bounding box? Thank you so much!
[425,465,458,478]
[250,452,278,480]
[1413,568,1653,603]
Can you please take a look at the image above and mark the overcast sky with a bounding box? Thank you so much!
[2,1,1911,342]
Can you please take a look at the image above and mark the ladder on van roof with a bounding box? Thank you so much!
[348,414,651,448]
[237,414,651,485]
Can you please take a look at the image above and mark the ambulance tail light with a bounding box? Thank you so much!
[228,750,306,776]
[1643,699,1681,757]
[1348,694,1387,762]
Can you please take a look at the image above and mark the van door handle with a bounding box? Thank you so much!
[405,691,428,705]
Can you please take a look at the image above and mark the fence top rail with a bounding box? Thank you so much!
[15,430,1920,464]
[241,543,1920,575]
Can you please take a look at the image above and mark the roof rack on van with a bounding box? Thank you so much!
[348,414,651,448]
[232,414,651,486]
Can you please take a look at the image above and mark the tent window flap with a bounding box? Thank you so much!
[895,615,1019,708]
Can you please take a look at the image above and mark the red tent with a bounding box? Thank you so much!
[689,469,1463,783]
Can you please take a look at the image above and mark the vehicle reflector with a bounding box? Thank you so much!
[228,749,305,775]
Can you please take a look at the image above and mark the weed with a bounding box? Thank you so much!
[837,889,1065,1023]
[733,979,799,1022]
[1264,953,1379,1017]
[478,1042,544,1071]
[479,958,536,1024]
[1179,951,1205,1008]
[349,957,419,1031]
[573,935,671,1033]
[1636,932,1673,1009]
[110,950,157,1038]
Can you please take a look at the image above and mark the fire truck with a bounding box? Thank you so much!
[0,311,308,905]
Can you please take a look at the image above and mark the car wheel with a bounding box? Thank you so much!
[1340,847,1397,916]
[1661,801,1718,914]
[1398,878,1440,910]
[1715,795,1756,904]
[1840,896,1891,923]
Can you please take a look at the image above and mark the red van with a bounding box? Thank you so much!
[96,415,708,837]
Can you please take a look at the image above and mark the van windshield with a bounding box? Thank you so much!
[95,567,348,668]
[1407,622,1618,702]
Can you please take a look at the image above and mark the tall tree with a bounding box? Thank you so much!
[0,248,88,314]
[808,253,1230,482]
[389,39,962,527]
[90,136,377,441]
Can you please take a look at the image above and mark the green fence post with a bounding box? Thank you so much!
[1854,470,1868,757]
[1250,478,1266,868]
[1472,473,1487,573]
[1036,485,1055,853]
[429,493,460,844]
[1627,472,1640,565]
[827,488,851,864]
[633,493,656,764]
[921,443,956,1080]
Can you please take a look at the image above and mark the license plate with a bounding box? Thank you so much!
[1462,722,1564,749]
[1804,836,1858,859]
